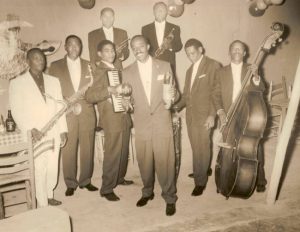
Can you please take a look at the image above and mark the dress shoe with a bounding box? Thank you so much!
[79,183,98,191]
[188,168,212,178]
[256,184,266,193]
[65,188,75,196]
[118,179,134,186]
[166,203,176,216]
[191,185,206,196]
[101,192,120,201]
[48,198,62,206]
[136,193,154,207]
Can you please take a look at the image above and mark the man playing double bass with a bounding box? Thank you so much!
[213,40,267,192]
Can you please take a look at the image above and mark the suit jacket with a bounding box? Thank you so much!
[142,22,182,69]
[88,27,129,66]
[213,63,265,114]
[85,61,132,133]
[48,57,96,131]
[9,71,68,140]
[176,56,221,126]
[122,58,175,140]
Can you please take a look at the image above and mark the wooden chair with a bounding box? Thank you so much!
[266,76,290,137]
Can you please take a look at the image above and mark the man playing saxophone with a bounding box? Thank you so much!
[9,48,68,207]
[142,2,182,73]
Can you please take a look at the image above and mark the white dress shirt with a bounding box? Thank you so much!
[231,62,243,102]
[67,57,81,91]
[190,55,203,90]
[137,57,152,104]
[155,21,166,47]
[101,60,115,69]
[103,27,114,42]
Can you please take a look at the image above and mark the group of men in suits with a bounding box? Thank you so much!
[8,1,267,215]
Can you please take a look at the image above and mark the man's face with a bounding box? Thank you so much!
[98,44,116,63]
[229,42,245,64]
[65,37,82,60]
[154,4,168,22]
[131,38,150,63]
[185,46,203,64]
[101,10,114,29]
[27,50,46,73]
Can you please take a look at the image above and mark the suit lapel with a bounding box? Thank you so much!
[151,22,159,49]
[226,65,234,102]
[150,59,161,110]
[62,57,76,93]
[26,72,47,106]
[99,28,105,41]
[191,56,207,94]
[78,59,88,89]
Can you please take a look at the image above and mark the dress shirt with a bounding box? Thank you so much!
[29,70,45,100]
[231,62,243,102]
[155,21,166,47]
[67,56,81,91]
[190,55,203,90]
[137,56,152,104]
[103,27,114,42]
[101,60,115,69]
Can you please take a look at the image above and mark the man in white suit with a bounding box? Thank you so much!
[9,48,68,207]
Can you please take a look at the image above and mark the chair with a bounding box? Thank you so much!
[266,76,290,137]
[0,130,55,219]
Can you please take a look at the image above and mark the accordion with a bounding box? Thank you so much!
[106,69,125,113]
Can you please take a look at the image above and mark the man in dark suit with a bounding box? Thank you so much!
[142,2,182,73]
[123,35,178,216]
[88,7,129,67]
[175,39,221,197]
[85,40,133,201]
[212,40,267,192]
[49,35,97,197]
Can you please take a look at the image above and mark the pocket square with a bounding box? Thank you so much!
[198,74,206,79]
[157,74,164,81]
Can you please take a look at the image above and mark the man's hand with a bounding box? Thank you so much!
[108,83,132,96]
[60,132,68,148]
[204,115,215,130]
[31,128,43,143]
[121,96,134,112]
[249,64,260,82]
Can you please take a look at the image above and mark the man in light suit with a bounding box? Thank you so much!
[212,40,267,192]
[85,40,133,201]
[9,48,68,207]
[88,7,129,67]
[123,35,178,216]
[49,35,97,197]
[174,39,221,196]
[142,2,182,73]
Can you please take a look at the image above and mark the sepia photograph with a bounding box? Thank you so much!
[0,0,299,231]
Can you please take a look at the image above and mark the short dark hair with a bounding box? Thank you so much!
[97,39,115,52]
[229,40,246,51]
[130,35,149,47]
[100,7,114,16]
[153,2,167,11]
[65,34,82,46]
[26,48,44,59]
[184,38,203,49]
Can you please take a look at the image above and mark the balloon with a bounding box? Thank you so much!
[263,0,273,5]
[182,0,196,4]
[168,2,184,17]
[270,0,284,4]
[257,0,268,10]
[174,0,184,5]
[78,0,95,9]
[249,2,265,17]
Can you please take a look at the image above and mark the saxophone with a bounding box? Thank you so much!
[154,28,175,57]
[38,64,94,140]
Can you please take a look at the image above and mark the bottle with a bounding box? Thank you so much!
[5,110,16,132]
[0,114,5,133]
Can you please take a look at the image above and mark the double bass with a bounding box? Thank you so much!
[215,22,284,198]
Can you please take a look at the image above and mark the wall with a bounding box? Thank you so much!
[0,0,299,117]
